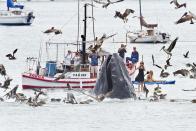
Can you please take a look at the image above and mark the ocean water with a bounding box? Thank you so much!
[0,0,196,131]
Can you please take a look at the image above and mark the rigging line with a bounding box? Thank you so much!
[91,0,96,46]
[38,35,45,64]
[48,6,84,42]
[77,0,80,52]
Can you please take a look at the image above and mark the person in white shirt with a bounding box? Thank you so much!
[64,50,73,71]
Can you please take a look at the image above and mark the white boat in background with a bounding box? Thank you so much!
[0,0,35,25]
[127,0,170,44]
[128,29,170,43]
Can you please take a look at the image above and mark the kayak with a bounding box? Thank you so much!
[132,80,175,85]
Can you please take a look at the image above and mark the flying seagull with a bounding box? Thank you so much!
[43,27,62,35]
[93,0,124,8]
[164,57,172,69]
[170,0,186,9]
[183,51,189,58]
[89,33,117,52]
[160,37,179,57]
[152,54,163,69]
[0,64,6,77]
[175,11,196,24]
[140,16,158,28]
[0,77,13,90]
[6,49,18,60]
[114,9,135,23]
[160,69,170,78]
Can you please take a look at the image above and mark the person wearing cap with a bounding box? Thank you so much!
[118,44,127,59]
[89,49,100,78]
[126,47,139,64]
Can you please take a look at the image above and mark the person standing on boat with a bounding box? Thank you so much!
[135,61,145,92]
[64,50,73,71]
[126,47,139,64]
[73,52,81,71]
[89,49,100,78]
[118,44,127,61]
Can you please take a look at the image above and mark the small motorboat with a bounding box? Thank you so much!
[0,0,35,25]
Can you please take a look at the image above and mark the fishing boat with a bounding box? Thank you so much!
[22,3,97,89]
[0,0,35,25]
[127,0,170,43]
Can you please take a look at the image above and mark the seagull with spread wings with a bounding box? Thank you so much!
[175,11,196,24]
[183,51,189,58]
[6,49,18,60]
[88,33,117,52]
[160,37,179,57]
[93,0,124,8]
[170,0,186,9]
[43,27,62,35]
[152,54,163,69]
[114,9,135,23]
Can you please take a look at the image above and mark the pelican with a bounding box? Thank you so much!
[6,49,18,60]
[51,98,61,102]
[0,77,13,90]
[164,57,172,69]
[140,16,158,28]
[193,63,196,67]
[183,51,189,58]
[175,11,196,24]
[114,9,135,23]
[88,33,117,52]
[4,85,19,99]
[170,0,186,9]
[160,37,178,57]
[152,54,163,69]
[160,70,170,78]
[66,93,78,104]
[191,99,196,103]
[0,97,4,102]
[93,0,124,8]
[43,27,62,35]
[173,69,189,76]
[0,64,6,77]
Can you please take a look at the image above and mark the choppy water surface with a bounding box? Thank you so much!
[0,0,196,131]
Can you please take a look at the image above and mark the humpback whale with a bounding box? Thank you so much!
[94,53,135,99]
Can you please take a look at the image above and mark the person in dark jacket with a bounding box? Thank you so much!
[118,44,127,60]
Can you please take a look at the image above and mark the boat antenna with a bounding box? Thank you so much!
[91,0,96,46]
[77,0,80,52]
[139,0,142,31]
[81,3,87,64]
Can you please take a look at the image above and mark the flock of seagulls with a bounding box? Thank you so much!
[151,34,196,79]
[170,0,196,24]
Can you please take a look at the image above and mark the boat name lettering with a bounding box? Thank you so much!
[30,74,44,79]
[72,73,87,77]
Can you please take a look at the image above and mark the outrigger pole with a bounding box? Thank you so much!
[139,0,142,31]
[81,3,87,64]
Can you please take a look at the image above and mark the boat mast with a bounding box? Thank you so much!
[81,3,87,64]
[77,0,80,52]
[139,0,142,31]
